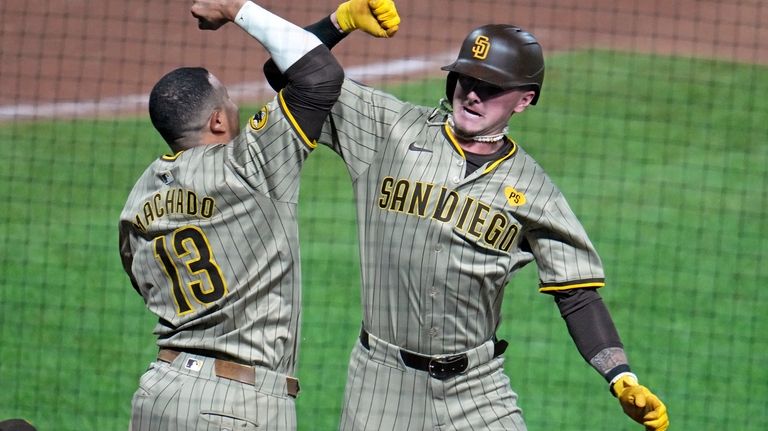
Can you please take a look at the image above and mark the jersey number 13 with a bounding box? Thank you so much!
[153,226,228,315]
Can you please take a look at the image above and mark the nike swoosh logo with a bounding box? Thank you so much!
[408,142,432,153]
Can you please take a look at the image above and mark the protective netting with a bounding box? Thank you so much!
[0,1,765,429]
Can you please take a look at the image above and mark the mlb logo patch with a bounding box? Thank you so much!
[159,171,174,185]
[183,358,203,372]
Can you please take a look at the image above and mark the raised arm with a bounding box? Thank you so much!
[192,0,321,72]
[191,0,344,142]
[263,0,400,91]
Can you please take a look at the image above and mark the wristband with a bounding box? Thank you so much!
[305,15,348,49]
[604,363,632,383]
[609,372,638,397]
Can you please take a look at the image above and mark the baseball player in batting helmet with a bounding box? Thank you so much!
[443,24,545,105]
[119,1,397,430]
[265,6,669,431]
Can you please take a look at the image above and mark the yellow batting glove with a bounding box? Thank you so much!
[369,0,400,36]
[612,374,670,431]
[336,0,400,37]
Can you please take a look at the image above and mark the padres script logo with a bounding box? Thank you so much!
[472,35,490,60]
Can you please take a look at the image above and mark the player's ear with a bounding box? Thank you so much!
[208,110,227,135]
[512,91,536,114]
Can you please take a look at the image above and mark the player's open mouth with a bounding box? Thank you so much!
[462,106,482,117]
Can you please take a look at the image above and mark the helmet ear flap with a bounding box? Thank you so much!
[445,71,458,102]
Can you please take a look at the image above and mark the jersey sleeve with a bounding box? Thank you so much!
[228,45,343,202]
[278,45,344,143]
[317,78,406,179]
[226,97,308,203]
[118,219,142,296]
[526,191,606,292]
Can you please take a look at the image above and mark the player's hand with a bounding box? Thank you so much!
[335,0,400,37]
[191,0,246,30]
[613,374,669,431]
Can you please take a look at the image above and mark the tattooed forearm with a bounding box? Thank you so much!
[589,347,628,376]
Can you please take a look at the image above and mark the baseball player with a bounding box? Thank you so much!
[118,1,396,430]
[265,18,669,431]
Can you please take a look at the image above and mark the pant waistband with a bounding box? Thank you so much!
[157,349,300,398]
[359,328,508,380]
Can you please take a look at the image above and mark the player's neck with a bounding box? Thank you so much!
[446,115,508,154]
[458,139,506,155]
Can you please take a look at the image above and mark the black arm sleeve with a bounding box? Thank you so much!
[264,15,348,91]
[552,288,624,362]
[280,44,344,141]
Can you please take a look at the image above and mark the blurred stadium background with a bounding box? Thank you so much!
[1,0,766,429]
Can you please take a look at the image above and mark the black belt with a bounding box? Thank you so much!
[359,328,508,380]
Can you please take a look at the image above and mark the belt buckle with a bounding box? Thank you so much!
[428,354,468,380]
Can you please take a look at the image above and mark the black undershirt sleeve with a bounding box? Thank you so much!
[304,15,349,49]
[279,44,344,141]
[551,288,624,363]
[264,15,347,92]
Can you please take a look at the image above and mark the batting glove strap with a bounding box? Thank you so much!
[613,375,670,431]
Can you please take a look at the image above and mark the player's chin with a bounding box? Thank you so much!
[453,118,484,136]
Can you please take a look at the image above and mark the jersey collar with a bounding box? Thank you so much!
[161,150,184,161]
[442,123,518,175]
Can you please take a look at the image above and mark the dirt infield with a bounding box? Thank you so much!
[1,0,765,118]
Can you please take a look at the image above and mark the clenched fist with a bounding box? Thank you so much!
[191,0,246,30]
[613,374,669,431]
[335,0,400,37]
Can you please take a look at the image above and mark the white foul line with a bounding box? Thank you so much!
[0,52,455,121]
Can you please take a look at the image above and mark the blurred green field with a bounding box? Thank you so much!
[1,50,766,430]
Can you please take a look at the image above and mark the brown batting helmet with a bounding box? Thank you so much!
[442,24,545,104]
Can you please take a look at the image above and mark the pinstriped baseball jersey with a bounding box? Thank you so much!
[119,91,315,375]
[321,79,605,355]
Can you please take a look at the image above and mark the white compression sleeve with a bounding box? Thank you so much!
[234,1,322,72]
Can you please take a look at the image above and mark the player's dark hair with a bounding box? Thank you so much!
[149,67,218,146]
